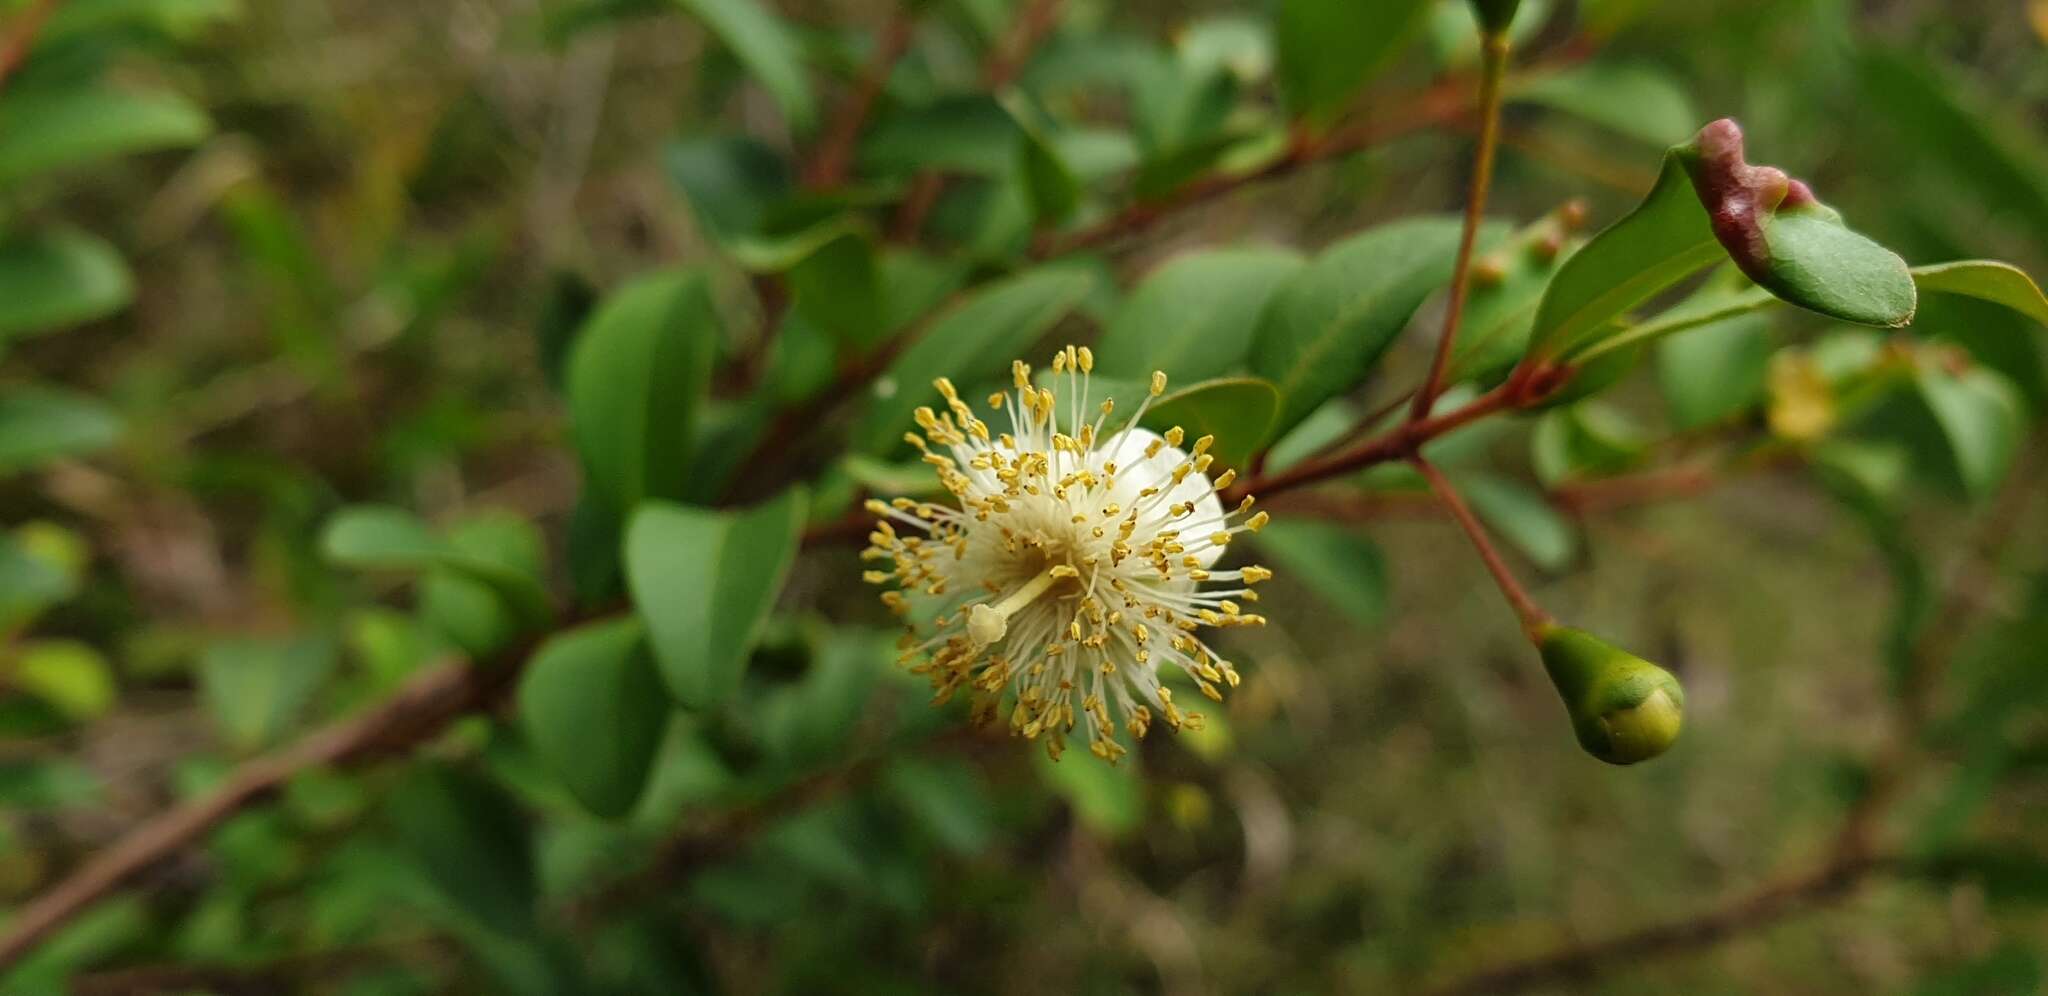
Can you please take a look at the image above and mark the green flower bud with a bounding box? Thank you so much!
[1536,625,1685,765]
[1468,0,1522,34]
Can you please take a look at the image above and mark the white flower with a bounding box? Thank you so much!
[863,345,1272,762]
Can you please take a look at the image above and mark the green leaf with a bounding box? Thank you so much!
[625,489,807,708]
[1525,156,1725,360]
[0,387,122,474]
[0,898,146,995]
[664,135,793,246]
[876,249,969,334]
[1253,519,1385,630]
[1443,216,1580,384]
[1755,205,1916,327]
[1140,377,1280,472]
[1274,0,1432,125]
[385,763,539,938]
[1656,311,1771,430]
[1535,125,1918,362]
[0,531,77,631]
[0,229,133,342]
[199,635,339,751]
[1915,366,2024,500]
[1508,63,1697,146]
[321,505,552,627]
[1531,401,1647,485]
[670,0,814,130]
[1034,747,1142,837]
[12,640,117,722]
[1094,247,1306,383]
[517,618,668,819]
[0,87,209,184]
[1252,216,1480,435]
[1574,258,2048,366]
[1133,46,1241,154]
[1014,112,1080,224]
[1912,260,2048,328]
[1458,472,1577,571]
[1129,128,1248,202]
[759,626,884,764]
[1177,15,1273,82]
[566,269,717,511]
[0,757,102,809]
[786,229,885,347]
[533,270,597,392]
[858,95,1020,176]
[851,263,1098,455]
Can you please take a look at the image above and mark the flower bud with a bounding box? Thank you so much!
[1467,0,1522,33]
[1536,625,1685,765]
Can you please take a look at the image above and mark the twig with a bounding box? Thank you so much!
[804,8,915,189]
[1411,32,1511,422]
[1548,462,1724,514]
[1031,81,1473,259]
[802,505,879,545]
[71,938,451,996]
[1032,40,1598,261]
[984,0,1061,88]
[887,0,1059,242]
[721,295,941,503]
[0,0,57,89]
[1228,381,1519,503]
[1424,853,1891,996]
[0,653,529,970]
[888,171,946,242]
[1412,454,1551,638]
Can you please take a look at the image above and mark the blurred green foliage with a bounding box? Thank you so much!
[2,0,2047,993]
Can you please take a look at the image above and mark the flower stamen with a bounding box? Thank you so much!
[863,345,1274,762]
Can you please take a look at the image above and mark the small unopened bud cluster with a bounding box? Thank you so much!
[863,346,1273,762]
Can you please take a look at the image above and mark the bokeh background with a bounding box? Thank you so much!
[3,0,2047,993]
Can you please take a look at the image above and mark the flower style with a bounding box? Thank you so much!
[863,345,1272,762]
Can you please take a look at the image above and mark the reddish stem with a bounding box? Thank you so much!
[0,0,58,89]
[804,8,916,190]
[984,0,1061,88]
[1411,454,1552,640]
[1411,32,1511,421]
[1227,383,1517,504]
